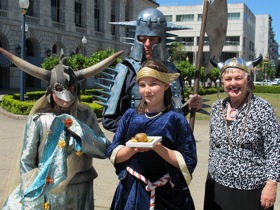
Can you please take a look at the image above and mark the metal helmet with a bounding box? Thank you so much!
[210,54,263,73]
[210,54,263,91]
[109,8,191,62]
[130,8,168,62]
[0,47,123,102]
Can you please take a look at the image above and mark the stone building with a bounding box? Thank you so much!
[0,0,158,89]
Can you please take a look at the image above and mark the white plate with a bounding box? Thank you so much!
[125,136,162,148]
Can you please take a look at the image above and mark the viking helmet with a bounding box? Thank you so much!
[0,47,123,102]
[210,54,263,91]
[210,54,263,73]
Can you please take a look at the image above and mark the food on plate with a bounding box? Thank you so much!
[130,133,152,143]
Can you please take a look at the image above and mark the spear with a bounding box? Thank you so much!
[189,0,211,131]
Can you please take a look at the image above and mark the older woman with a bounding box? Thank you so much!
[204,55,280,210]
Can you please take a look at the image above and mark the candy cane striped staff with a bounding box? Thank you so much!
[127,167,170,210]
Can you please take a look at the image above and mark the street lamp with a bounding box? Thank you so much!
[81,36,87,94]
[19,0,29,101]
[81,36,87,57]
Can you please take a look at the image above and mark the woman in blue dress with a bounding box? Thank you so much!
[107,60,197,210]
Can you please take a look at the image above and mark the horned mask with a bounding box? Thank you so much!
[0,47,123,102]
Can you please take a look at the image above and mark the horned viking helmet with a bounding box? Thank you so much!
[210,54,263,91]
[210,54,263,73]
[0,47,123,102]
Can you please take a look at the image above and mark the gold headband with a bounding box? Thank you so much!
[136,67,180,83]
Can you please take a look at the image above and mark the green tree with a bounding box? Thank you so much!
[41,56,59,70]
[68,54,87,94]
[175,60,196,87]
[207,67,220,87]
[169,42,188,62]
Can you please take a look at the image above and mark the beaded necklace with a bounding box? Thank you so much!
[145,112,163,119]
[221,92,252,149]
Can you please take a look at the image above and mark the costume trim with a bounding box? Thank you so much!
[110,145,125,164]
[174,150,192,186]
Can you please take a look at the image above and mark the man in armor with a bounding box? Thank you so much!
[96,8,202,132]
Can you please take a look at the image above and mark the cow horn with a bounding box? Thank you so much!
[210,56,224,70]
[75,50,124,81]
[251,54,263,67]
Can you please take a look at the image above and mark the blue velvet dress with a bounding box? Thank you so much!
[107,108,197,210]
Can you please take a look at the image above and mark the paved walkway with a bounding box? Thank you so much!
[0,97,279,209]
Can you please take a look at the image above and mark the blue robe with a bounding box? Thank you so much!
[107,108,197,210]
[3,109,110,210]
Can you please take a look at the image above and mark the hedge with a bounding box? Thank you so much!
[2,86,279,117]
[0,89,104,117]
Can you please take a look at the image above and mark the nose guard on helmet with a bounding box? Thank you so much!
[130,8,168,62]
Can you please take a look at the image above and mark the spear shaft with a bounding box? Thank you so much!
[189,0,210,131]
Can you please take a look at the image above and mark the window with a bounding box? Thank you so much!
[178,37,194,46]
[26,0,34,16]
[197,14,202,21]
[0,0,8,10]
[197,37,209,46]
[176,14,194,22]
[224,36,240,46]
[165,15,172,22]
[51,0,60,22]
[75,0,82,27]
[111,1,116,35]
[94,0,100,31]
[228,12,240,20]
[125,0,132,37]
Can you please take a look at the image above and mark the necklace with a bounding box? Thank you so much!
[222,92,252,149]
[228,94,248,119]
[145,112,162,119]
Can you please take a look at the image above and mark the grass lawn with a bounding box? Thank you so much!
[192,92,280,122]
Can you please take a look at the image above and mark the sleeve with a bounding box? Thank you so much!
[166,115,197,188]
[107,109,131,159]
[20,115,42,174]
[62,114,110,159]
[102,63,136,132]
[262,104,280,181]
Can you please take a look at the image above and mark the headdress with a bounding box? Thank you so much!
[110,8,191,62]
[210,54,263,73]
[136,67,179,84]
[210,54,263,91]
[0,47,123,102]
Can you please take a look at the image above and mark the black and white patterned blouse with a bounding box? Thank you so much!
[208,93,280,190]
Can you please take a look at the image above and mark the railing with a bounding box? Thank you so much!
[76,27,86,34]
[26,16,39,24]
[0,9,8,18]
[52,22,65,30]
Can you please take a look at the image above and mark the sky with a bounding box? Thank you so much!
[156,0,280,54]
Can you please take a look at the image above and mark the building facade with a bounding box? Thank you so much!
[255,14,278,66]
[158,3,279,68]
[0,0,158,89]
